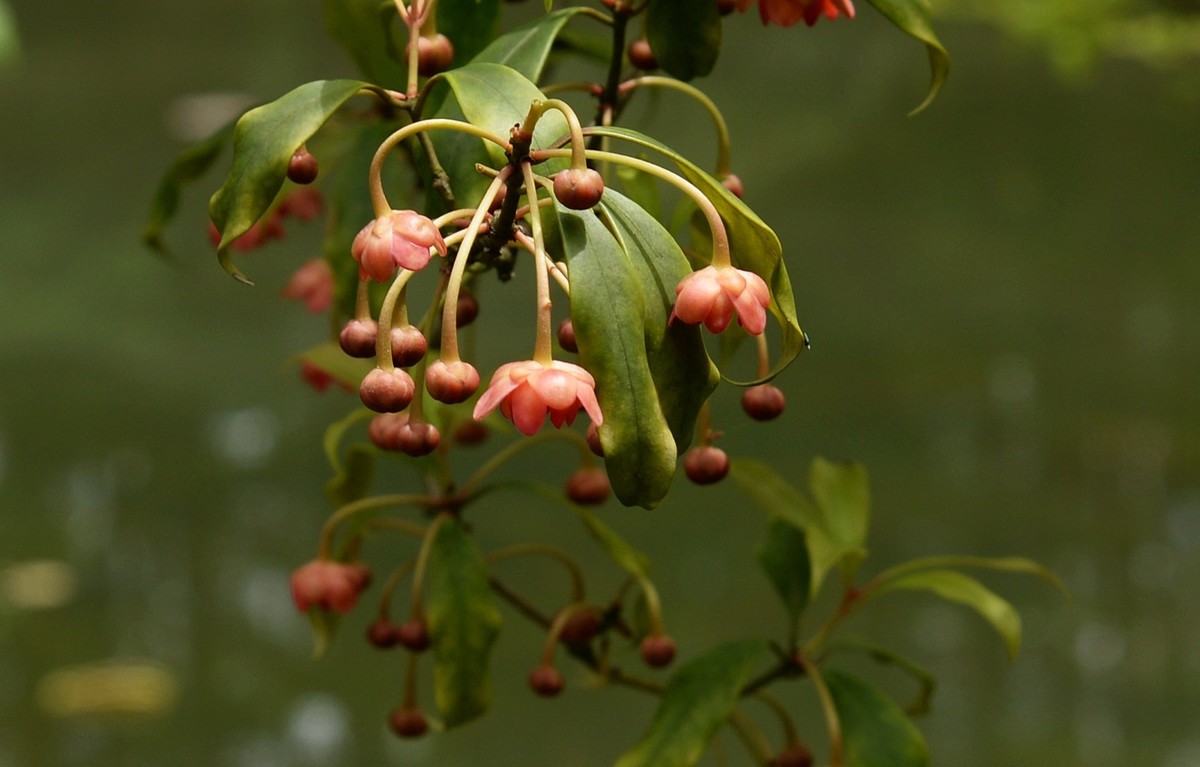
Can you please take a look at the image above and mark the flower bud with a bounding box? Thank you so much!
[359,367,415,413]
[395,420,441,457]
[684,446,729,485]
[741,384,786,421]
[388,707,429,738]
[408,33,455,77]
[339,318,379,358]
[559,608,603,647]
[390,325,428,367]
[640,634,678,667]
[721,173,744,199]
[455,291,480,328]
[287,148,319,185]
[367,618,402,649]
[553,168,605,210]
[771,744,814,767]
[425,359,481,404]
[454,419,489,446]
[628,38,658,70]
[528,665,565,697]
[565,467,611,506]
[368,412,407,451]
[557,318,578,353]
[397,618,432,652]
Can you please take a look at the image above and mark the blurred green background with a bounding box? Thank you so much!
[2,1,1199,765]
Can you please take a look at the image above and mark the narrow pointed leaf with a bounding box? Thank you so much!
[321,0,405,86]
[142,121,234,255]
[866,0,950,115]
[556,206,677,508]
[586,126,807,383]
[599,190,718,451]
[871,569,1023,659]
[425,515,502,726]
[471,8,589,79]
[757,517,811,624]
[809,457,870,575]
[729,459,847,599]
[825,670,930,767]
[615,640,769,767]
[645,0,721,81]
[875,555,1068,599]
[209,79,376,282]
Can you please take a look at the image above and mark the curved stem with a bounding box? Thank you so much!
[514,230,570,296]
[727,708,775,767]
[460,429,593,498]
[521,100,588,170]
[521,161,554,365]
[754,332,770,379]
[621,76,733,177]
[638,577,666,635]
[374,269,419,371]
[318,494,431,559]
[539,602,591,665]
[532,147,732,268]
[751,690,800,748]
[376,558,418,619]
[409,511,453,617]
[798,653,844,767]
[440,168,511,361]
[486,544,587,604]
[353,278,371,320]
[369,119,512,217]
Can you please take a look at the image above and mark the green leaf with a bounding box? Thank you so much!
[809,458,870,577]
[425,515,502,727]
[142,121,234,256]
[0,0,18,70]
[324,444,375,508]
[756,517,811,625]
[586,125,807,384]
[574,507,651,580]
[471,8,591,81]
[555,206,677,508]
[871,570,1023,659]
[729,459,850,600]
[825,670,930,767]
[824,637,936,715]
[875,555,1069,599]
[615,640,769,767]
[645,0,721,81]
[438,0,502,66]
[321,0,405,86]
[866,0,950,115]
[209,79,376,283]
[296,341,373,391]
[598,190,718,452]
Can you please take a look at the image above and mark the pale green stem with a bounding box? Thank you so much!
[486,543,587,604]
[460,429,592,498]
[622,76,732,177]
[638,577,666,635]
[514,230,570,296]
[521,99,588,170]
[318,494,430,559]
[521,161,554,365]
[369,119,511,217]
[541,81,600,96]
[402,650,420,707]
[409,511,453,617]
[374,269,419,371]
[538,602,591,665]
[727,708,775,766]
[440,169,511,361]
[754,333,770,378]
[353,278,371,320]
[533,147,732,268]
[799,653,844,767]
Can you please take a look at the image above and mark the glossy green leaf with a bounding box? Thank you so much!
[615,640,769,767]
[598,190,718,451]
[322,0,405,86]
[826,670,930,767]
[296,341,373,391]
[142,121,234,256]
[615,162,662,222]
[645,0,721,81]
[757,517,811,625]
[471,8,588,81]
[209,79,376,283]
[875,555,1069,599]
[324,444,375,508]
[574,507,651,580]
[556,206,677,508]
[729,459,849,600]
[0,0,18,70]
[866,0,950,115]
[425,515,502,726]
[438,0,502,66]
[872,570,1023,659]
[809,458,870,577]
[825,637,936,715]
[586,126,807,384]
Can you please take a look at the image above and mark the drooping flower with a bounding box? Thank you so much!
[473,360,603,436]
[670,265,770,335]
[290,560,371,614]
[281,259,334,313]
[736,0,855,27]
[351,210,447,282]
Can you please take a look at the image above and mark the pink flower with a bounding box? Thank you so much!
[473,360,603,436]
[351,210,447,282]
[670,265,770,335]
[736,0,854,27]
[281,259,334,313]
[290,560,371,614]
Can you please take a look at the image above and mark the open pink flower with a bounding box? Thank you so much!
[670,265,770,335]
[290,560,371,614]
[351,210,447,282]
[281,259,333,313]
[736,0,854,27]
[473,360,603,436]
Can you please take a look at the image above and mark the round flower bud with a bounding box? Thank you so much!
[585,423,604,457]
[390,325,428,367]
[426,359,481,404]
[553,168,605,210]
[627,38,658,71]
[367,618,402,649]
[408,33,455,77]
[559,608,603,647]
[565,467,611,506]
[717,0,737,14]
[684,446,729,485]
[397,618,432,652]
[771,744,814,767]
[528,665,565,697]
[340,318,379,358]
[455,291,480,328]
[287,148,319,185]
[368,412,407,451]
[388,707,429,739]
[741,384,786,421]
[557,318,578,353]
[359,367,415,413]
[639,634,678,668]
[395,420,441,457]
[721,173,745,199]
